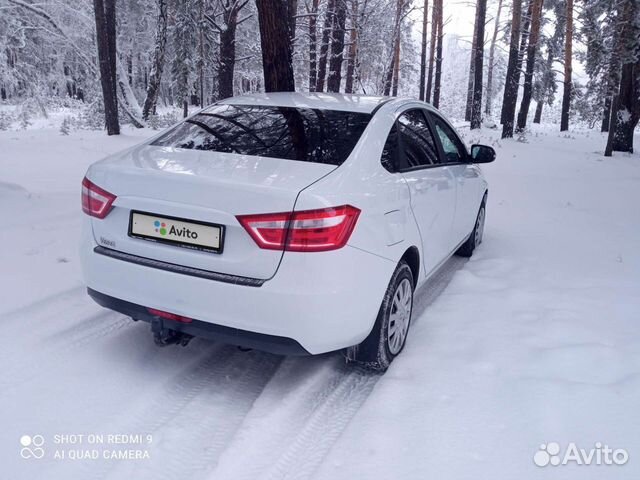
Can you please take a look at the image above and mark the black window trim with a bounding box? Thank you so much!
[382,107,472,174]
[426,110,471,166]
[394,108,441,173]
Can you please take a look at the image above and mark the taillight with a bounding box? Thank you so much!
[237,205,360,252]
[81,177,116,219]
[147,308,193,324]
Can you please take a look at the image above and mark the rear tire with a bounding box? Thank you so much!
[345,261,414,373]
[456,195,487,258]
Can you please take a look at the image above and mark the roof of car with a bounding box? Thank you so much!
[218,92,397,114]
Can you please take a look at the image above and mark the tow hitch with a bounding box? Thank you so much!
[150,317,193,347]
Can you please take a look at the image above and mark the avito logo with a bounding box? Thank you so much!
[154,220,198,239]
[534,442,629,467]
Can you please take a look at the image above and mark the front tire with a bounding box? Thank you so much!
[456,195,487,258]
[345,261,414,372]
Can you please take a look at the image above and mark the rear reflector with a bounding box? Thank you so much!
[237,205,360,252]
[147,308,193,323]
[81,177,116,219]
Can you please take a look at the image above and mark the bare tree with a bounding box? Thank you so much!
[470,0,488,129]
[418,0,429,100]
[344,0,360,93]
[316,0,336,92]
[327,0,347,91]
[465,8,479,122]
[515,0,544,132]
[383,0,404,96]
[425,0,438,102]
[501,0,531,125]
[256,0,295,92]
[308,0,320,91]
[501,0,522,138]
[93,0,119,134]
[559,0,572,131]
[142,0,168,120]
[485,0,503,116]
[206,0,250,100]
[432,0,443,108]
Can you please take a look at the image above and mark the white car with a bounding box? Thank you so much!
[80,93,494,371]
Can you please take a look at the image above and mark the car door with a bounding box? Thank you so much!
[427,112,482,246]
[394,109,457,276]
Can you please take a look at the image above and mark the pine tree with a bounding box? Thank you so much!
[171,0,195,117]
[327,0,347,92]
[501,0,523,138]
[93,0,119,134]
[256,0,295,92]
[470,0,488,129]
[559,0,572,131]
[515,0,544,133]
[485,0,504,117]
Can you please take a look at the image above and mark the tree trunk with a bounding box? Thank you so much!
[256,0,295,92]
[93,0,119,135]
[465,8,479,122]
[198,0,205,106]
[142,0,167,119]
[432,0,443,108]
[606,61,640,154]
[344,0,359,94]
[500,0,522,138]
[308,0,319,91]
[533,100,543,123]
[425,0,437,102]
[418,0,429,100]
[383,0,403,96]
[218,9,239,99]
[327,0,347,92]
[288,0,298,41]
[533,48,553,124]
[485,0,503,116]
[316,0,335,92]
[601,97,611,132]
[559,0,572,131]
[391,17,401,96]
[515,0,544,133]
[501,0,531,125]
[470,0,487,129]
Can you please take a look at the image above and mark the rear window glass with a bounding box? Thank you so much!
[152,105,372,166]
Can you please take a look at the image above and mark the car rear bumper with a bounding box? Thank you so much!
[87,288,310,355]
[80,238,395,355]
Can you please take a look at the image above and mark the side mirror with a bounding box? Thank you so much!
[470,144,496,164]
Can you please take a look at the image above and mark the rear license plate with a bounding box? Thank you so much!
[129,211,224,254]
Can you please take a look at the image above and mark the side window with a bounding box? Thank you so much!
[380,124,399,173]
[397,110,439,169]
[430,114,468,164]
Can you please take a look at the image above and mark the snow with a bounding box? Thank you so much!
[1,124,639,479]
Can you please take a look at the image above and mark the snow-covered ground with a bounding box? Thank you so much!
[1,124,639,480]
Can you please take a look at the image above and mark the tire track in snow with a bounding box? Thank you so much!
[0,285,85,325]
[65,345,283,480]
[0,310,130,393]
[206,256,468,480]
[258,363,379,480]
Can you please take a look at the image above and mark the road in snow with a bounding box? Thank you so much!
[1,125,639,480]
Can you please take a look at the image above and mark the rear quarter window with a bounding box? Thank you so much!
[152,105,372,166]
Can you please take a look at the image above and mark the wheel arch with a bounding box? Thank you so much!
[400,245,420,289]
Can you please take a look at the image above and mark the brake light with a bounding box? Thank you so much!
[81,177,116,219]
[147,308,193,324]
[237,205,360,252]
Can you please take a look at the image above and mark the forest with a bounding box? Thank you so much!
[0,0,639,155]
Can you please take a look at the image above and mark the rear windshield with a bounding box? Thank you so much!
[151,105,372,166]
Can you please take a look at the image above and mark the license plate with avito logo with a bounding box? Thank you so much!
[129,211,224,254]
